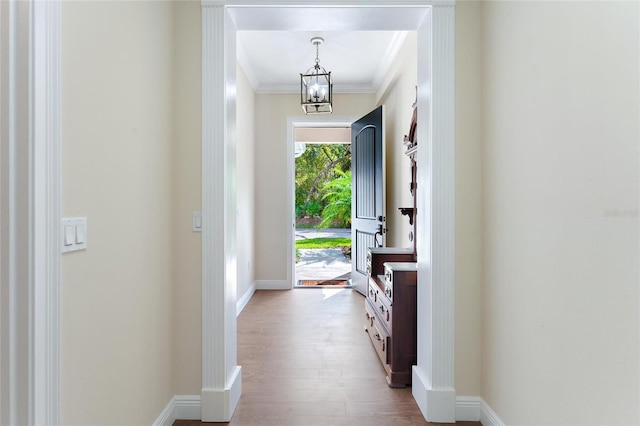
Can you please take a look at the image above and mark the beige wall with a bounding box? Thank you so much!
[254,93,376,280]
[172,0,202,396]
[236,65,257,301]
[61,1,175,423]
[481,1,639,424]
[375,32,416,249]
[454,0,483,397]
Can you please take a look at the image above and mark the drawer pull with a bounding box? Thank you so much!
[374,333,385,351]
[379,305,385,314]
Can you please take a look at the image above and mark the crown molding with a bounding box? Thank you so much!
[236,42,260,91]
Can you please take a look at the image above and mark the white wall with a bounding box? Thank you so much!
[481,1,639,424]
[375,32,416,249]
[172,0,202,396]
[254,93,376,281]
[61,1,175,423]
[236,65,257,303]
[454,0,483,397]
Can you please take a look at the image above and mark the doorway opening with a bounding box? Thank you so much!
[293,127,352,288]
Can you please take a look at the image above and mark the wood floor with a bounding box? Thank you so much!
[175,289,479,426]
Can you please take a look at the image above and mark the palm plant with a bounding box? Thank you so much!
[318,169,351,229]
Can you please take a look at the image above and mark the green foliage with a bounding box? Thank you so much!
[318,169,352,229]
[295,144,351,219]
[295,237,351,250]
[304,201,322,217]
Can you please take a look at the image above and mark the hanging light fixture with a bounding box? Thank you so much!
[300,37,333,114]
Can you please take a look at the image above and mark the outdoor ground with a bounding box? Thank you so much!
[295,226,351,282]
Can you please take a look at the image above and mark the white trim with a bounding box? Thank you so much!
[203,2,456,423]
[236,282,256,315]
[255,280,290,290]
[152,397,176,426]
[480,398,506,426]
[201,366,242,422]
[201,4,242,421]
[152,395,202,426]
[1,1,61,424]
[455,396,481,421]
[32,2,61,424]
[371,31,409,93]
[412,3,457,422]
[455,396,506,426]
[236,42,260,92]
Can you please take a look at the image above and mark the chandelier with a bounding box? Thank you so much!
[300,37,333,114]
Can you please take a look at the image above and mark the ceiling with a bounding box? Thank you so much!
[237,31,409,94]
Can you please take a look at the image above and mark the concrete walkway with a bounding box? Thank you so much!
[295,228,351,283]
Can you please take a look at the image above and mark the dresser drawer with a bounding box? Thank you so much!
[368,321,390,366]
[374,296,392,331]
[367,276,387,306]
[364,301,376,330]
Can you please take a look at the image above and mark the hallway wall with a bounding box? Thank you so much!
[453,0,483,397]
[237,66,257,304]
[61,1,175,423]
[481,1,639,423]
[172,0,202,396]
[375,32,416,250]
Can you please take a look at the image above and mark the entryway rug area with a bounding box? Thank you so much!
[298,279,348,287]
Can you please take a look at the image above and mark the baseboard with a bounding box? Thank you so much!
[411,366,456,422]
[479,398,505,426]
[201,366,242,422]
[453,396,505,426]
[255,280,291,290]
[152,395,201,426]
[236,282,256,316]
[456,396,481,421]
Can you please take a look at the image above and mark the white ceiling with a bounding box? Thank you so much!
[237,31,409,94]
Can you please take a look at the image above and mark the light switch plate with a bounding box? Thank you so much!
[193,212,202,232]
[62,217,87,253]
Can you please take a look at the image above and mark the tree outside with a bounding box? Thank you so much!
[295,143,351,229]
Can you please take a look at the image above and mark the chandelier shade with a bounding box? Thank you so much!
[300,37,333,114]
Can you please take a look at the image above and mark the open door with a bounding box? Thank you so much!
[351,106,385,295]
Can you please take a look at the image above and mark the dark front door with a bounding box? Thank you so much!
[351,106,385,295]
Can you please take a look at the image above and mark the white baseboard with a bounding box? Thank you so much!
[201,366,242,422]
[236,282,256,316]
[454,396,505,426]
[255,280,291,290]
[411,366,456,422]
[480,398,506,426]
[456,396,481,421]
[152,395,201,426]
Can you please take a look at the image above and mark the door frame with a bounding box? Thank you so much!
[202,0,456,422]
[1,1,61,424]
[287,116,358,289]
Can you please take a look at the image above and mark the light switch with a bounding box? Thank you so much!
[64,226,74,246]
[62,217,87,253]
[75,225,86,244]
[193,212,202,232]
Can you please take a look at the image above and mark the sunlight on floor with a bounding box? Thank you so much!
[321,287,347,300]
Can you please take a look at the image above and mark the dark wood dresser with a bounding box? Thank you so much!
[364,248,417,387]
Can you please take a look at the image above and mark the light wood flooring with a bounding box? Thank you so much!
[175,289,479,426]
